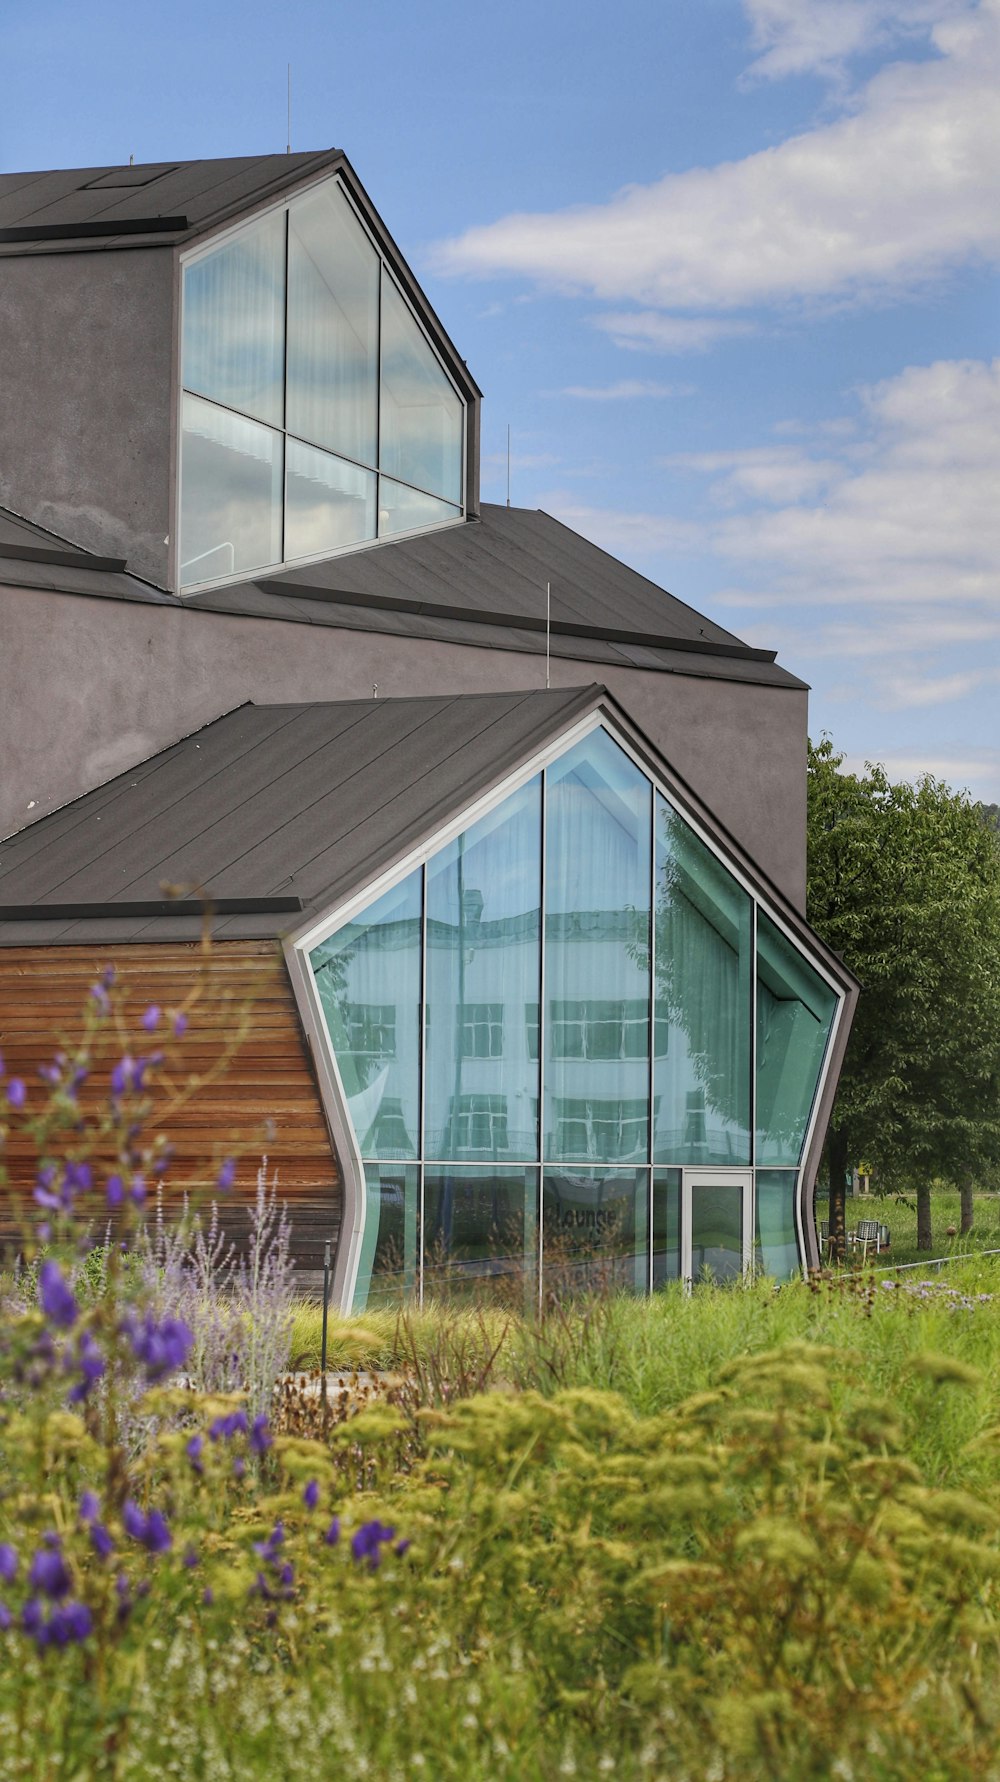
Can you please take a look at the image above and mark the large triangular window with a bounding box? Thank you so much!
[178,175,465,590]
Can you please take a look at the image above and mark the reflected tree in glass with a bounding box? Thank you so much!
[653,797,752,1166]
[756,911,837,1166]
[309,869,422,1161]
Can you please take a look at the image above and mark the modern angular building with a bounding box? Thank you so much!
[0,151,857,1306]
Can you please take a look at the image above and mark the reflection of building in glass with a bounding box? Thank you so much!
[310,726,844,1310]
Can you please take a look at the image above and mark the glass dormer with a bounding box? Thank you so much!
[178,175,466,591]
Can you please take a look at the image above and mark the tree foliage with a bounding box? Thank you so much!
[807,739,1000,1251]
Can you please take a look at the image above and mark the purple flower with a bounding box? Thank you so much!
[6,1078,26,1109]
[0,1049,4,1076]
[123,1501,172,1554]
[0,1543,17,1584]
[110,1056,134,1096]
[90,1523,115,1561]
[0,1602,11,1632]
[182,1545,199,1570]
[106,1173,125,1208]
[23,1599,93,1648]
[125,1313,192,1382]
[38,1261,79,1330]
[44,1601,93,1647]
[186,1434,204,1475]
[90,982,111,1013]
[79,1491,100,1524]
[202,1587,214,1606]
[253,1523,284,1565]
[250,1416,272,1456]
[209,1409,248,1441]
[323,1517,340,1547]
[130,1175,147,1207]
[141,1005,161,1032]
[217,1157,236,1192]
[172,1011,189,1038]
[39,1050,68,1087]
[394,1539,411,1557]
[303,1479,319,1511]
[67,1331,105,1403]
[28,1543,71,1601]
[350,1520,397,1570]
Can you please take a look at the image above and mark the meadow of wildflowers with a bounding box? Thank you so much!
[5,971,1000,1777]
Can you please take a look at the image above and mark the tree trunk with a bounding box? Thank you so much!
[960,1173,975,1236]
[916,1181,933,1251]
[827,1128,849,1264]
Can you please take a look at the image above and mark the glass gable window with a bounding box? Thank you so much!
[756,911,837,1166]
[179,175,465,590]
[306,722,844,1310]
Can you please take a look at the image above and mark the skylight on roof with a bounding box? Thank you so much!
[177,174,466,592]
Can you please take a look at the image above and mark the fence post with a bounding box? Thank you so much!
[320,1237,331,1409]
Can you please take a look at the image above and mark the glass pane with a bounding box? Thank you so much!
[653,1168,681,1286]
[654,796,752,1166]
[309,869,422,1160]
[378,477,461,539]
[379,272,463,503]
[425,778,541,1162]
[423,1166,537,1307]
[179,394,282,585]
[544,729,651,1163]
[543,1168,647,1296]
[690,1182,744,1284]
[354,1163,419,1312]
[756,911,837,1166]
[287,181,379,466]
[285,440,376,560]
[755,1169,801,1281]
[182,211,285,427]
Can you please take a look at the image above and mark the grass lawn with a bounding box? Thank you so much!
[815,1183,1000,1267]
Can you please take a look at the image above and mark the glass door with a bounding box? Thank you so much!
[681,1170,752,1286]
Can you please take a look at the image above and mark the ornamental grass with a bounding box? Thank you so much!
[5,975,1000,1776]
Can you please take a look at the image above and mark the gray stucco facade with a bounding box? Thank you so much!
[0,580,808,909]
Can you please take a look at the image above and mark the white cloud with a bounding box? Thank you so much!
[595,313,756,354]
[839,745,1000,800]
[532,495,705,560]
[663,445,842,505]
[433,3,1000,318]
[740,0,970,83]
[705,359,1000,613]
[557,379,690,400]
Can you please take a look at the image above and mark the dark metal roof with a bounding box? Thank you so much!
[0,686,858,995]
[0,688,601,945]
[0,503,805,688]
[256,504,754,655]
[0,152,344,256]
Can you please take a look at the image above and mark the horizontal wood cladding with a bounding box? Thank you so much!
[0,940,341,1275]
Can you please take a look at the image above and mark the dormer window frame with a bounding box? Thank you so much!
[175,168,470,597]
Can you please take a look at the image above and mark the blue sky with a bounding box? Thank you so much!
[4,0,998,800]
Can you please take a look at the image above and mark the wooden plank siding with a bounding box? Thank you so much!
[0,940,341,1283]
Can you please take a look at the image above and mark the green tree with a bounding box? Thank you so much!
[808,740,1000,1255]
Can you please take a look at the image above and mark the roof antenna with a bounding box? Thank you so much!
[506,424,511,509]
[545,581,551,690]
[287,64,292,154]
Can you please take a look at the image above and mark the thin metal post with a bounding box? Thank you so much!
[320,1237,331,1404]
